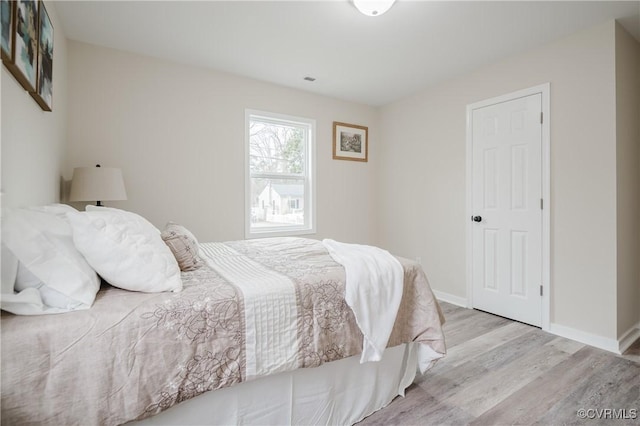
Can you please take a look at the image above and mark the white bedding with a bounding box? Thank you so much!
[199,243,299,379]
[131,343,419,426]
[323,238,404,363]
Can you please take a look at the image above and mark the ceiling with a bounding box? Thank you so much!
[56,1,640,106]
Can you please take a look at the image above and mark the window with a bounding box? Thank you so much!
[245,110,315,238]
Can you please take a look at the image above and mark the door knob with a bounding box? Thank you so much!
[473,216,482,222]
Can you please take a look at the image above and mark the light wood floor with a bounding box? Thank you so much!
[359,302,640,425]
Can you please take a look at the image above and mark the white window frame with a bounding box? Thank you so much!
[245,109,316,239]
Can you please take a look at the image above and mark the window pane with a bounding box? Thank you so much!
[249,120,305,175]
[250,177,305,230]
[246,109,315,238]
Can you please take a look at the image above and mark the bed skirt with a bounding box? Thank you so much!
[130,343,418,425]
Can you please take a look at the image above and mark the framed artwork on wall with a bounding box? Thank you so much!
[30,0,52,111]
[5,0,38,93]
[332,121,368,162]
[1,0,15,62]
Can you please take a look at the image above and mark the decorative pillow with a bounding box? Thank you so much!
[161,222,203,271]
[1,206,101,315]
[66,206,182,293]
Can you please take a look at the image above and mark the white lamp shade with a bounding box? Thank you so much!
[353,0,396,16]
[69,166,127,203]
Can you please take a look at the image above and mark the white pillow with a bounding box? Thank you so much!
[30,203,79,220]
[1,243,18,296]
[1,206,101,315]
[66,206,182,293]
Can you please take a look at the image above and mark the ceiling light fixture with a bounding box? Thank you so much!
[353,0,396,17]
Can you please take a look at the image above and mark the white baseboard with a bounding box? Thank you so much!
[433,290,468,308]
[618,321,640,354]
[433,291,639,355]
[548,323,621,354]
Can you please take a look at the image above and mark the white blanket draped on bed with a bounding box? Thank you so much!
[322,239,404,363]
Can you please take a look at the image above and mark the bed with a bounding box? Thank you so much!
[1,206,445,425]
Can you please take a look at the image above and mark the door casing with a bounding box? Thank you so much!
[465,83,551,331]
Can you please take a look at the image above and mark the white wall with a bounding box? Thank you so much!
[377,21,619,340]
[66,41,379,244]
[7,13,634,347]
[615,23,640,339]
[1,1,68,208]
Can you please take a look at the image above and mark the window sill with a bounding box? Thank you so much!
[246,227,316,239]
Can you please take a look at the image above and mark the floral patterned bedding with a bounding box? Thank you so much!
[1,237,445,425]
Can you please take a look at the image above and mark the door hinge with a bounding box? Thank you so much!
[540,285,543,296]
[540,198,543,210]
[540,112,543,124]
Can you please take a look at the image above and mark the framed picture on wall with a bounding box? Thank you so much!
[332,122,368,162]
[30,0,52,111]
[1,0,15,62]
[5,0,38,92]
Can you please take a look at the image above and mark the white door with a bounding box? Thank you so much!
[471,93,542,327]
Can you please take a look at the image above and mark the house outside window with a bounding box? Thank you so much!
[245,110,315,238]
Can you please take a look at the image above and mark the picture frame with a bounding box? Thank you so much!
[5,0,38,93]
[1,0,15,62]
[30,0,52,111]
[332,121,368,162]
